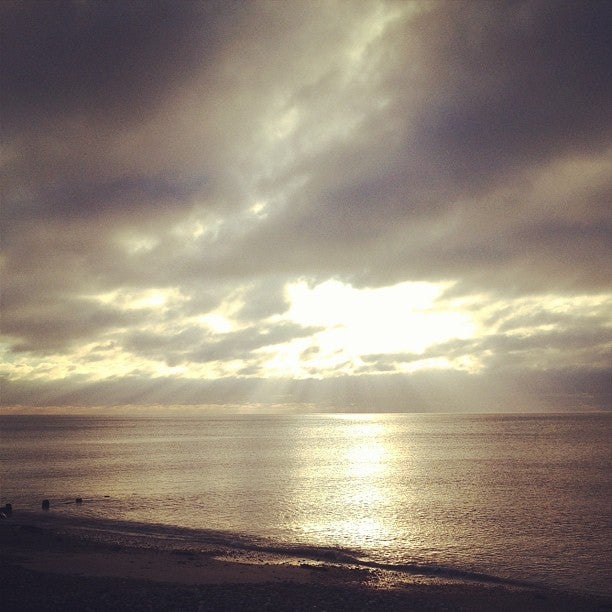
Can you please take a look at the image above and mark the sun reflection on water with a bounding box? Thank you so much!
[346,441,386,477]
[295,414,398,550]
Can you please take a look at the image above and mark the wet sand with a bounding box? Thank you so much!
[1,519,610,611]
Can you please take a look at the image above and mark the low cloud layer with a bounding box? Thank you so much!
[2,0,610,412]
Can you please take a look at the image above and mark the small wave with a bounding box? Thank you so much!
[7,510,359,558]
[352,559,532,587]
[6,510,534,589]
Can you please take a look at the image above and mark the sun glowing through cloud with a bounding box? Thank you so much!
[280,280,475,376]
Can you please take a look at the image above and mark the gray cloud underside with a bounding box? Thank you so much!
[1,0,611,410]
[123,321,322,367]
[363,326,612,371]
[2,366,609,413]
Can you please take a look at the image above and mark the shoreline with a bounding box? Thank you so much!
[2,516,610,611]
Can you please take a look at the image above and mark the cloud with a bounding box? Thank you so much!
[0,0,232,132]
[3,297,144,353]
[1,0,610,412]
[2,365,609,413]
[122,321,322,367]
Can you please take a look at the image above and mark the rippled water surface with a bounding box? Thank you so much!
[1,412,610,594]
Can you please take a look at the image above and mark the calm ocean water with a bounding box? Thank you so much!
[1,412,610,595]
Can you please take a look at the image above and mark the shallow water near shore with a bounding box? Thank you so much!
[2,412,611,596]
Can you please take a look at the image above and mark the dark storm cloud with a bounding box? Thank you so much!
[410,1,612,179]
[36,175,207,220]
[0,0,233,132]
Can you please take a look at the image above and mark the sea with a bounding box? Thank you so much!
[1,412,610,596]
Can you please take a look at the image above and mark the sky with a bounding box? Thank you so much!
[1,0,611,414]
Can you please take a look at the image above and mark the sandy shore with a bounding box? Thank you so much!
[1,519,610,611]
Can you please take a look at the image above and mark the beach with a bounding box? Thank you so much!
[2,516,610,611]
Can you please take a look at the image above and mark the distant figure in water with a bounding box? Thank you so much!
[42,499,50,510]
[75,498,83,504]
